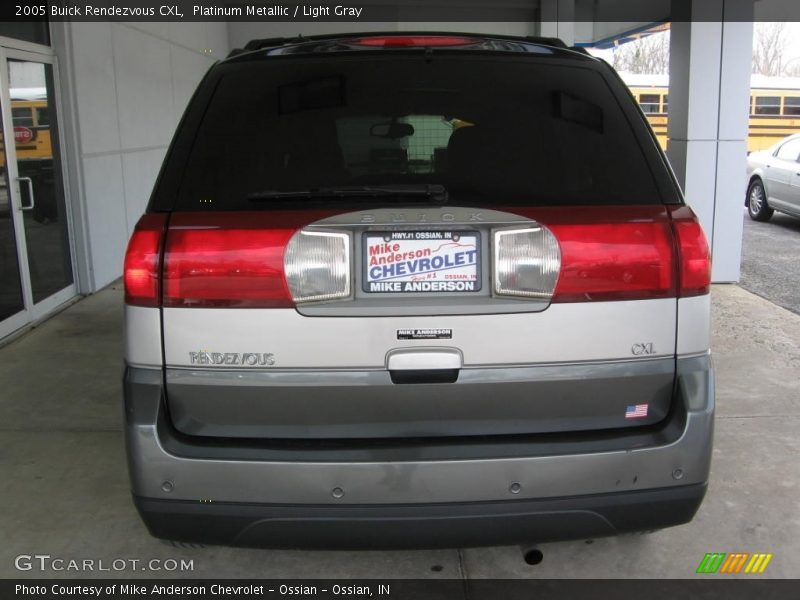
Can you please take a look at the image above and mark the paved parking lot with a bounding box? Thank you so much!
[1,283,798,580]
[740,209,800,315]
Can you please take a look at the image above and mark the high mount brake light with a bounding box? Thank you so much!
[349,36,479,47]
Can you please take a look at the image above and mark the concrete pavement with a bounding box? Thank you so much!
[740,209,800,315]
[1,283,798,579]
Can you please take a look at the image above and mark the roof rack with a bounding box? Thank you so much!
[226,32,571,59]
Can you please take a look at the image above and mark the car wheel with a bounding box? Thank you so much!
[747,179,774,221]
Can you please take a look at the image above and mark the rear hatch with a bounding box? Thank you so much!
[127,36,710,440]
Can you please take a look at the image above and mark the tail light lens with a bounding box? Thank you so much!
[519,206,710,303]
[671,209,711,297]
[285,230,351,303]
[547,222,676,303]
[123,214,167,307]
[127,207,710,309]
[493,226,560,299]
[163,227,295,308]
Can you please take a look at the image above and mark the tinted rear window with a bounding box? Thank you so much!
[175,55,663,210]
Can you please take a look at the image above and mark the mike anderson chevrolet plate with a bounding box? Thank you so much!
[363,231,480,293]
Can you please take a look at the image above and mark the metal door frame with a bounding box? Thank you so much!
[0,42,77,340]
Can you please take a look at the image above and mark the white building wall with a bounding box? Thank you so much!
[52,22,229,292]
[667,0,753,282]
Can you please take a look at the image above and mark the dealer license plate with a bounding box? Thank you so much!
[363,231,480,293]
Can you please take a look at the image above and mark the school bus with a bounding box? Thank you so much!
[622,73,800,153]
[0,89,52,165]
[0,88,55,220]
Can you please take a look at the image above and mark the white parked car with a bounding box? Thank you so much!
[746,134,800,221]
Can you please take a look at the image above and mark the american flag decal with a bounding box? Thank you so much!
[625,404,649,419]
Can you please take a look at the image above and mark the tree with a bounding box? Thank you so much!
[611,31,670,74]
[610,23,800,78]
[752,22,788,76]
[787,62,800,78]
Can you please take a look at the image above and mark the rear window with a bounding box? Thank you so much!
[175,56,663,210]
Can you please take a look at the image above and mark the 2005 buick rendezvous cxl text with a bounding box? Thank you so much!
[122,33,714,548]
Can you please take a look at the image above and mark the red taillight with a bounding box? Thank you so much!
[670,207,711,297]
[548,222,676,302]
[162,221,295,308]
[507,206,712,303]
[124,213,167,307]
[350,36,478,47]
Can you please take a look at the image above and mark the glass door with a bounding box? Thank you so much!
[0,48,75,339]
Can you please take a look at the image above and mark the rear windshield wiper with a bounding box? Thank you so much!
[247,184,449,204]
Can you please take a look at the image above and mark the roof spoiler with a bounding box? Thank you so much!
[227,32,570,58]
[227,36,304,57]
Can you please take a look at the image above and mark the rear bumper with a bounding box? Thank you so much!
[123,355,714,548]
[134,484,707,549]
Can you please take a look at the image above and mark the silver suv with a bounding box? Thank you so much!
[122,33,714,549]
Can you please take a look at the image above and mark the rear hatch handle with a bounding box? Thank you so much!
[386,348,462,384]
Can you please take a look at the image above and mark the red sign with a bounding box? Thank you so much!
[14,126,34,144]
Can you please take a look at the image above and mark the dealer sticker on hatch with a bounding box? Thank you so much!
[364,231,480,293]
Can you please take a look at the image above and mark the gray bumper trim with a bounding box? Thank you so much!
[164,358,676,438]
[124,356,714,507]
[134,483,707,549]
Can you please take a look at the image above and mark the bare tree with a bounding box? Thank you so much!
[610,22,800,78]
[611,31,670,74]
[787,62,800,78]
[752,22,788,76]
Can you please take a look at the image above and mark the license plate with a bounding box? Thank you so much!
[363,231,480,293]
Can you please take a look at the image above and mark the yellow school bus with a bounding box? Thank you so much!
[747,75,800,151]
[0,88,53,165]
[0,89,55,220]
[622,73,800,153]
[623,73,670,149]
